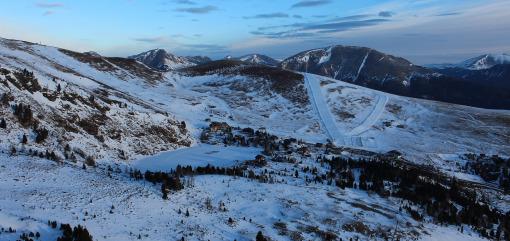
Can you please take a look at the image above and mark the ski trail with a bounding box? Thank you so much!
[304,74,345,146]
[304,73,388,148]
[348,94,388,136]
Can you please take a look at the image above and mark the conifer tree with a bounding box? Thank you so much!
[22,134,28,144]
[161,182,168,200]
[0,118,6,129]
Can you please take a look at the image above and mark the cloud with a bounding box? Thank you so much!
[304,19,390,31]
[182,43,227,53]
[435,12,462,17]
[293,15,303,19]
[174,0,196,4]
[36,2,64,8]
[251,31,315,39]
[132,36,172,44]
[43,10,55,16]
[175,5,217,14]
[313,15,329,18]
[251,14,391,39]
[291,0,331,8]
[378,11,394,17]
[244,13,289,19]
[332,14,373,21]
[36,2,64,16]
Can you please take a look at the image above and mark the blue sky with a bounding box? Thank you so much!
[0,0,509,64]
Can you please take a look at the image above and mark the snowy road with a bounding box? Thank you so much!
[304,73,387,148]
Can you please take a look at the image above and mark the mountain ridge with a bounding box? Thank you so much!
[128,49,211,71]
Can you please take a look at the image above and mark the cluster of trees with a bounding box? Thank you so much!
[314,155,510,240]
[8,221,91,241]
[130,163,283,199]
[464,154,510,193]
[203,122,299,157]
[17,231,41,241]
[19,127,49,145]
[13,103,33,127]
[54,223,93,241]
[34,126,49,143]
[9,69,42,93]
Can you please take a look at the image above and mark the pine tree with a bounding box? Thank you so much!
[161,182,168,200]
[0,118,6,129]
[256,231,267,241]
[22,134,28,144]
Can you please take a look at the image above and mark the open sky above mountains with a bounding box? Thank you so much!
[0,0,509,64]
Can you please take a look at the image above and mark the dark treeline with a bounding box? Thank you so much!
[463,154,510,193]
[130,163,278,200]
[16,221,92,241]
[313,155,510,240]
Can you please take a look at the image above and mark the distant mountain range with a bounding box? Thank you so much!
[432,64,510,89]
[128,49,211,71]
[129,50,280,71]
[126,46,510,109]
[279,46,510,109]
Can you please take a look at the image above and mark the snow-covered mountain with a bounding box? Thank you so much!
[0,38,192,162]
[434,63,510,89]
[281,46,510,109]
[430,54,510,70]
[128,49,210,71]
[185,55,212,65]
[280,45,433,93]
[237,54,280,66]
[457,54,510,70]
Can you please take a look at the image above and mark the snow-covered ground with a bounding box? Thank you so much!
[312,73,510,161]
[0,153,489,241]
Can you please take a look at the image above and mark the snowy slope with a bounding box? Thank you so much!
[0,150,491,241]
[304,73,510,160]
[0,38,193,162]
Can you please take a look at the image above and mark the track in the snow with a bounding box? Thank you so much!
[304,73,387,148]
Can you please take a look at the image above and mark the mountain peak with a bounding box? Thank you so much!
[128,49,196,71]
[237,53,279,66]
[460,53,510,70]
[280,45,431,94]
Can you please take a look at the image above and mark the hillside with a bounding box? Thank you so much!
[0,38,192,162]
[281,46,510,109]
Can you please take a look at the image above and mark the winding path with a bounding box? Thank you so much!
[347,94,389,136]
[304,73,387,148]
